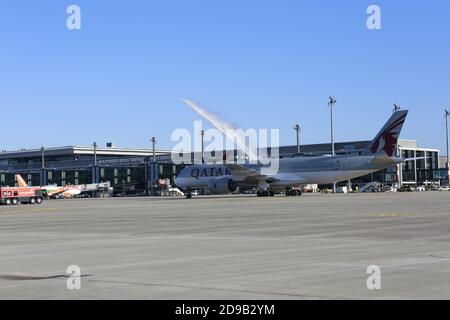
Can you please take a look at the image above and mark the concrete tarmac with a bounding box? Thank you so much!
[0,192,450,299]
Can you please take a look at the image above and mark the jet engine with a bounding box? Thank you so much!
[208,177,238,194]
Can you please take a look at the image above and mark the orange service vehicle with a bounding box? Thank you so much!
[0,186,44,205]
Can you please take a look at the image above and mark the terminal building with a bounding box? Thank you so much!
[0,139,446,193]
[0,145,177,194]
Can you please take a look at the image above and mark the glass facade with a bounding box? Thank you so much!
[0,143,443,190]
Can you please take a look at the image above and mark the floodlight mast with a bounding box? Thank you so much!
[293,124,301,155]
[328,96,337,193]
[200,130,205,164]
[445,110,450,174]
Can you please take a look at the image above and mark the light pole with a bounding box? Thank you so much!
[93,142,98,185]
[151,137,156,163]
[150,137,157,195]
[41,146,45,169]
[328,96,337,193]
[41,146,45,186]
[394,104,403,186]
[293,124,301,155]
[445,110,450,181]
[93,142,97,166]
[200,129,205,164]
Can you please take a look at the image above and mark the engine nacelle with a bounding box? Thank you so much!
[208,177,237,194]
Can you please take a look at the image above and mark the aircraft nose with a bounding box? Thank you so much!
[174,176,183,188]
[175,167,190,188]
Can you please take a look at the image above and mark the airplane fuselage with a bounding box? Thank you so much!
[175,154,400,191]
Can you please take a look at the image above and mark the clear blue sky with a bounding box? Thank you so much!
[0,1,449,152]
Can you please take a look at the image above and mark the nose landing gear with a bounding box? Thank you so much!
[184,189,192,199]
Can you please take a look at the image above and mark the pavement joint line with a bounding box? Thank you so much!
[1,192,450,299]
[86,278,345,300]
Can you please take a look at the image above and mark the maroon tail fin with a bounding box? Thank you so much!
[369,110,408,157]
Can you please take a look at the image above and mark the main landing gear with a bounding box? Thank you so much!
[285,188,302,196]
[256,190,275,197]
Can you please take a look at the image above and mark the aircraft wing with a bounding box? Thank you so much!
[45,186,66,196]
[226,164,278,184]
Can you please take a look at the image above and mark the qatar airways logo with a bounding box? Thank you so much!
[370,113,406,157]
[171,120,280,175]
[190,167,232,179]
[371,133,397,157]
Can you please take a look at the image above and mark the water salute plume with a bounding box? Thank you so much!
[181,99,258,161]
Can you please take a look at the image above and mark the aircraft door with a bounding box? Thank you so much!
[336,157,348,170]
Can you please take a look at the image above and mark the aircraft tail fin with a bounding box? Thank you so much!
[15,174,28,187]
[369,110,408,157]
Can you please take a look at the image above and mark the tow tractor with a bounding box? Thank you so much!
[285,187,302,196]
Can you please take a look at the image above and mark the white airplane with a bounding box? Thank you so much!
[15,175,82,198]
[175,101,409,198]
[15,175,108,198]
